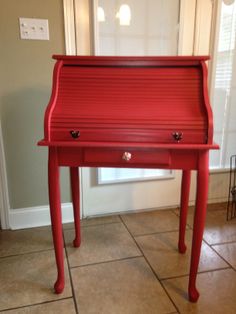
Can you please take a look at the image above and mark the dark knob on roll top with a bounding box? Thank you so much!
[172,132,183,142]
[70,130,80,139]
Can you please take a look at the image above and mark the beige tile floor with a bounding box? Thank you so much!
[1,203,236,313]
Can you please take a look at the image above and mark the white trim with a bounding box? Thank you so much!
[83,196,228,219]
[63,0,76,55]
[74,0,92,55]
[189,196,228,206]
[209,0,222,103]
[178,0,197,55]
[0,121,10,229]
[210,167,230,173]
[9,203,74,230]
[92,0,99,55]
[8,195,228,230]
[193,0,214,55]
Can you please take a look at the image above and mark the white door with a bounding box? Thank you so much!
[72,0,214,217]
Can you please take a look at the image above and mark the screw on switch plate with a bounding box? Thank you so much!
[19,17,49,40]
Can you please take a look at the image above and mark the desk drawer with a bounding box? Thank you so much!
[83,148,170,166]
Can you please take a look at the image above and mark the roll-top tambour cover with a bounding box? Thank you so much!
[43,55,213,145]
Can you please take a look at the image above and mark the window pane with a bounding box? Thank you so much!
[97,0,179,56]
[211,0,236,169]
[98,168,173,184]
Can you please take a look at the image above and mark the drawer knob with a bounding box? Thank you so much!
[70,130,80,139]
[122,152,132,161]
[172,132,183,142]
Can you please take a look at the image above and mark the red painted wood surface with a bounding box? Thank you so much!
[48,147,64,294]
[38,55,219,302]
[70,167,81,248]
[43,55,213,146]
[179,170,191,254]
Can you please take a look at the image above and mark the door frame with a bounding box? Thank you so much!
[0,121,10,229]
[62,0,214,217]
[63,0,199,55]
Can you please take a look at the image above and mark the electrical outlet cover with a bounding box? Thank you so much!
[19,17,49,40]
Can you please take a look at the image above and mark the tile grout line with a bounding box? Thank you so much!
[160,266,232,282]
[69,255,143,270]
[0,297,73,313]
[0,247,55,260]
[170,208,236,247]
[119,214,180,314]
[170,208,193,231]
[63,230,80,314]
[196,266,232,275]
[64,219,122,231]
[210,239,236,246]
[133,228,182,238]
[208,241,235,270]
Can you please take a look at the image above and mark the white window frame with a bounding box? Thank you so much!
[63,0,213,56]
[98,168,174,185]
[63,0,77,55]
[62,0,217,179]
[209,0,236,171]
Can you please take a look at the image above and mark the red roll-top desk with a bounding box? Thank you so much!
[38,55,219,302]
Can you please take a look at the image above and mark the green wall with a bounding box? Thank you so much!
[0,0,70,208]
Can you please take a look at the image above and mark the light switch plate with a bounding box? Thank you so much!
[19,17,49,40]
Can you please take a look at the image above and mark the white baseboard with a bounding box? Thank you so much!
[9,203,74,230]
[8,196,227,230]
[189,196,228,206]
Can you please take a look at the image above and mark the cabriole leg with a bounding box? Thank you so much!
[70,167,81,247]
[178,170,191,253]
[48,147,64,294]
[188,151,209,302]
